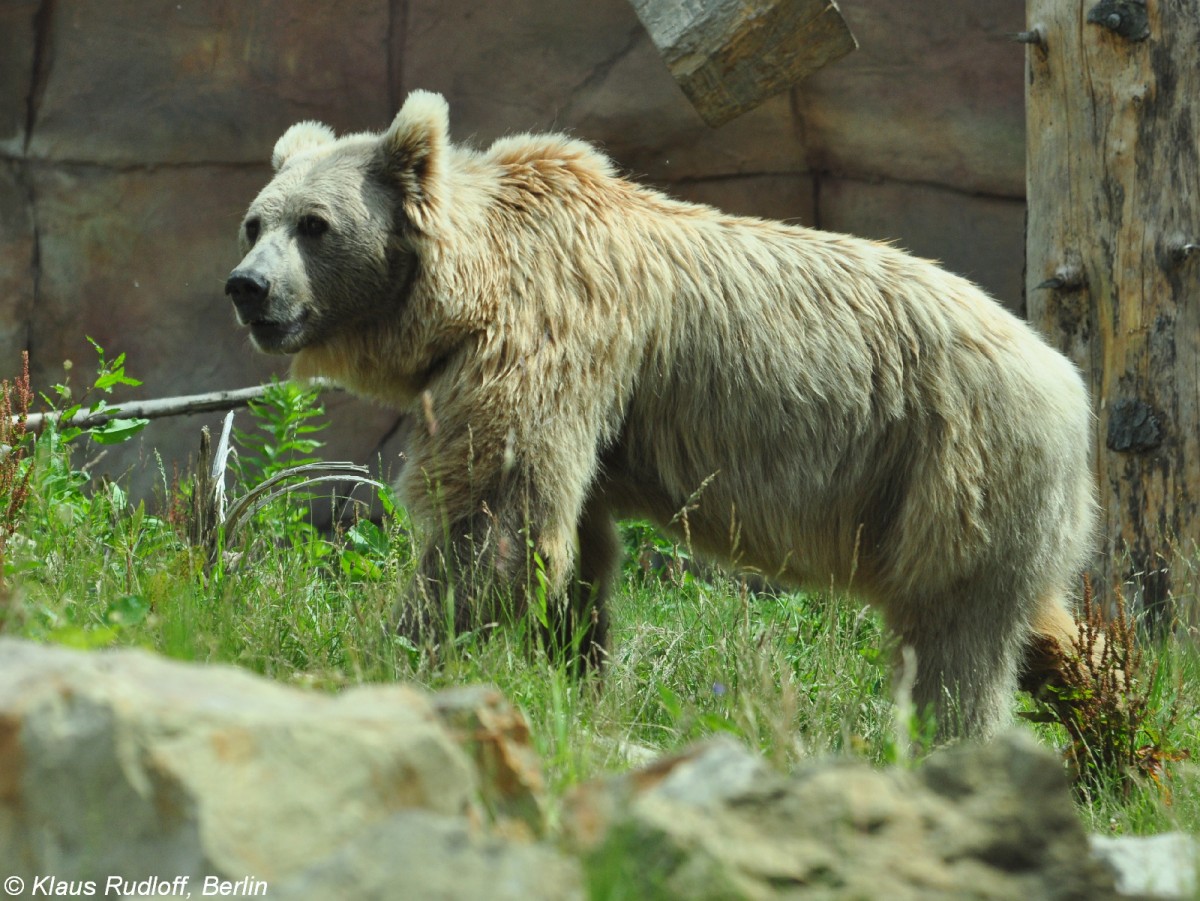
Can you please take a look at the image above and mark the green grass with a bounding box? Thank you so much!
[2,349,1199,844]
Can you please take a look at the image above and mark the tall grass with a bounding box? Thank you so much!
[2,346,1198,838]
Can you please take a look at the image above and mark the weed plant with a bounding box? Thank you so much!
[2,345,1198,839]
[0,352,33,588]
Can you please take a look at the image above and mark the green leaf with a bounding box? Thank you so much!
[377,487,398,518]
[86,335,106,363]
[346,520,390,556]
[339,549,382,581]
[657,684,684,720]
[105,594,151,626]
[91,417,149,445]
[698,713,742,735]
[107,482,128,511]
[529,553,550,630]
[94,370,142,391]
[4,557,45,578]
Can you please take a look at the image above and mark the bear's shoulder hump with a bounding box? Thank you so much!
[485,133,616,181]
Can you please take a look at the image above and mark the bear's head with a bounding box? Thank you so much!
[225,91,450,358]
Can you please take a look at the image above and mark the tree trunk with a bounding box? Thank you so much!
[1025,0,1200,624]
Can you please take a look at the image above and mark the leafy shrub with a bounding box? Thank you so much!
[4,343,176,643]
[1023,578,1189,798]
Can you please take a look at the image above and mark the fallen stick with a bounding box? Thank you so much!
[21,382,341,431]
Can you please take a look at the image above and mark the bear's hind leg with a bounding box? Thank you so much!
[888,588,1029,741]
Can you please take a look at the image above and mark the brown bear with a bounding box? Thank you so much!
[226,90,1096,739]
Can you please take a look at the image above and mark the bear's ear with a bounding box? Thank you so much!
[271,121,336,171]
[379,90,450,231]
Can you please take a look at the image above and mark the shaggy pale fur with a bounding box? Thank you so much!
[228,90,1097,739]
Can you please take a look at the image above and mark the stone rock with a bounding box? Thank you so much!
[0,638,491,884]
[432,684,550,840]
[272,810,583,901]
[1090,832,1199,899]
[566,732,1131,900]
[27,165,273,394]
[400,0,646,145]
[628,0,857,128]
[3,638,1182,901]
[564,736,773,854]
[668,173,816,226]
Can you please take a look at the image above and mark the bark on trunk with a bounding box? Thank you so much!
[1025,0,1200,624]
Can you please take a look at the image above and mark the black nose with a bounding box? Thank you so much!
[225,271,270,320]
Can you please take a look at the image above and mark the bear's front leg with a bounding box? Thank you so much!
[393,504,523,649]
[392,499,603,667]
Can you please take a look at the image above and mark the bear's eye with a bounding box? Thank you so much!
[244,217,261,245]
[297,215,329,239]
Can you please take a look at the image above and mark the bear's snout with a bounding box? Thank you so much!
[225,270,271,322]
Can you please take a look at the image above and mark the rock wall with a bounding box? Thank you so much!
[0,0,1026,497]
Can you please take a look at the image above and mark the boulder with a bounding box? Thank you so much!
[399,0,808,185]
[0,0,37,155]
[0,638,561,891]
[1,0,1030,508]
[432,684,549,840]
[1090,832,1200,899]
[24,162,407,502]
[818,177,1026,313]
[800,2,1026,196]
[565,733,1134,900]
[272,810,583,901]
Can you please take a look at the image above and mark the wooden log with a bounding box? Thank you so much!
[629,0,857,127]
[1025,0,1200,624]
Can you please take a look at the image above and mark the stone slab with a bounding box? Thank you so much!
[799,1,1025,196]
[629,0,858,127]
[27,0,391,164]
[668,173,815,224]
[0,161,34,367]
[567,733,1127,900]
[274,811,584,901]
[0,0,1032,506]
[0,0,38,155]
[1090,832,1199,899]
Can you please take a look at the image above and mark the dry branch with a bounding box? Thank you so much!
[21,382,342,432]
